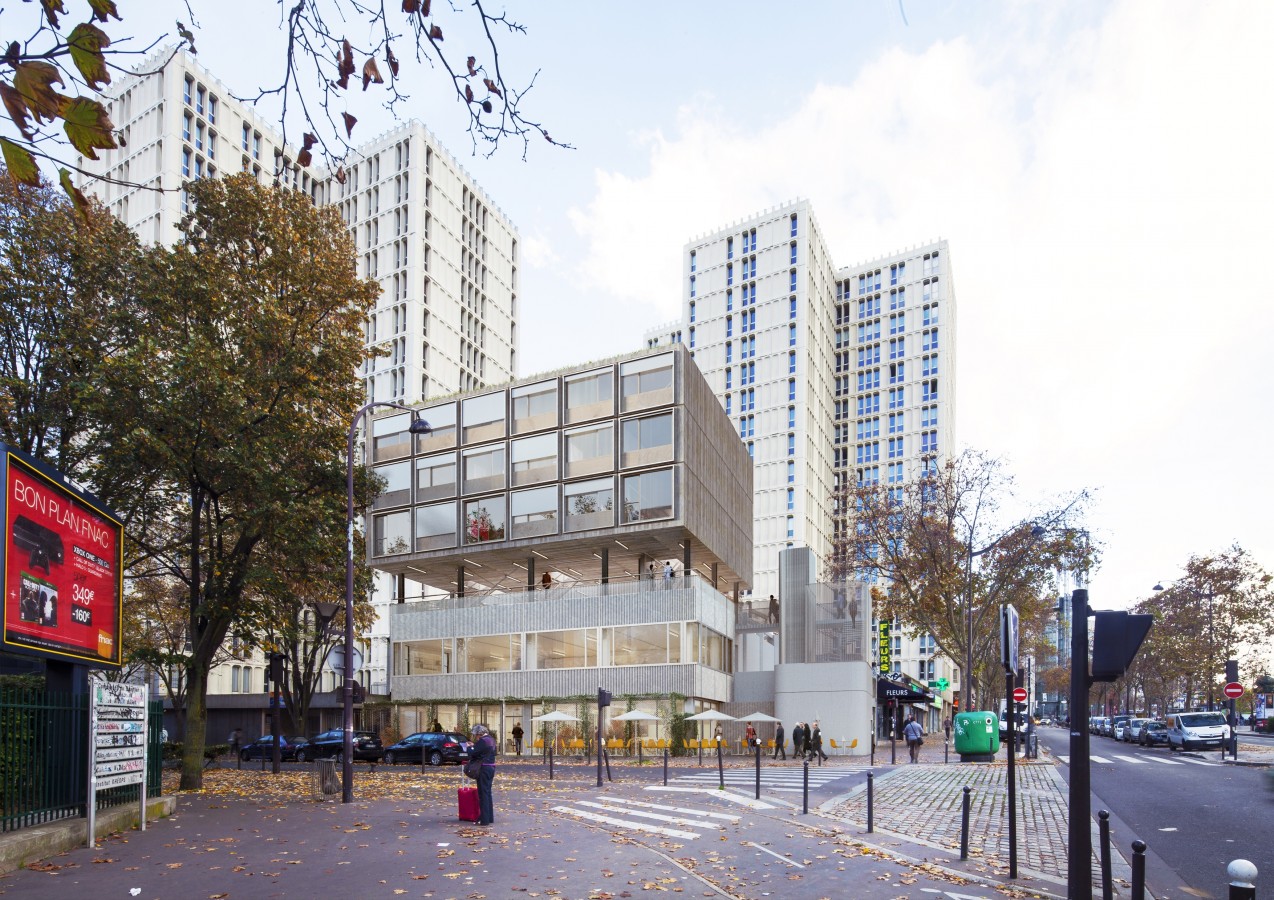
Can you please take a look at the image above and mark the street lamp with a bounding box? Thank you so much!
[1153,579,1217,710]
[341,402,431,803]
[962,524,1045,712]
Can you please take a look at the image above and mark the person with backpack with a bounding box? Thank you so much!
[468,724,497,826]
[904,715,925,763]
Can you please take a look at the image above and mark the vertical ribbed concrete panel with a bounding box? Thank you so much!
[778,547,816,665]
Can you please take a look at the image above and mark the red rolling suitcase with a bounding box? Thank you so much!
[457,786,480,822]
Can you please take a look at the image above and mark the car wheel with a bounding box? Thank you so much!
[295,750,307,763]
[240,750,251,761]
[384,752,396,765]
[429,750,443,767]
[335,751,346,764]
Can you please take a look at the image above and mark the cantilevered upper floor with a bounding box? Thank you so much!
[366,345,753,596]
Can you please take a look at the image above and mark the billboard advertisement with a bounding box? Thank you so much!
[2,446,124,667]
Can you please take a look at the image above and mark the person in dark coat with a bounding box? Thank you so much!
[470,724,497,826]
[792,722,805,760]
[808,721,827,762]
[511,722,524,755]
[772,722,786,760]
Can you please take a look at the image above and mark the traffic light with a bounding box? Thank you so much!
[268,651,285,685]
[1091,611,1153,682]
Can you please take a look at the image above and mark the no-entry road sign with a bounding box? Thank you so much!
[1223,682,1244,699]
[1012,687,1028,703]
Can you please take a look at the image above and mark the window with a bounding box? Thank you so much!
[182,113,192,142]
[788,406,796,429]
[857,369,880,391]
[742,362,755,385]
[742,388,755,412]
[923,328,939,352]
[889,338,904,360]
[790,214,798,237]
[890,262,905,285]
[787,488,794,511]
[415,454,456,501]
[564,477,614,531]
[789,323,797,346]
[689,250,696,272]
[787,379,796,401]
[620,354,673,410]
[511,433,557,486]
[621,468,674,522]
[890,287,906,310]
[725,368,733,390]
[462,444,506,494]
[372,412,412,461]
[789,297,797,319]
[889,387,905,409]
[689,301,696,323]
[889,362,904,384]
[790,242,798,265]
[856,443,879,464]
[688,327,695,349]
[857,417,880,440]
[724,394,732,415]
[888,413,903,434]
[921,405,937,428]
[922,380,938,403]
[208,96,217,124]
[689,275,696,298]
[183,77,193,105]
[923,355,938,378]
[888,437,904,459]
[511,380,558,433]
[726,289,733,311]
[727,236,733,259]
[787,461,795,484]
[738,415,754,438]
[858,392,880,416]
[622,412,673,465]
[415,501,457,550]
[510,485,558,539]
[372,460,411,507]
[415,401,457,453]
[727,263,733,286]
[787,434,795,457]
[789,351,796,374]
[373,510,411,555]
[786,515,795,539]
[565,368,614,422]
[464,495,506,544]
[181,148,191,177]
[890,313,905,335]
[535,629,596,670]
[921,431,938,454]
[462,392,505,443]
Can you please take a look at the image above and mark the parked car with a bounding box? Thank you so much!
[383,731,473,766]
[1090,716,1109,735]
[1139,721,1170,747]
[1117,718,1147,742]
[239,735,306,761]
[1106,715,1130,738]
[1167,711,1229,751]
[297,729,383,762]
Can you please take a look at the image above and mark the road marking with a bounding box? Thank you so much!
[1179,757,1220,766]
[574,800,728,830]
[601,796,741,822]
[552,805,699,839]
[1090,755,1113,763]
[1144,757,1184,765]
[1112,755,1148,764]
[741,840,804,868]
[644,786,775,809]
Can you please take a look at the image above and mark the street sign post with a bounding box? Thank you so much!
[1013,687,1028,704]
[1223,682,1244,699]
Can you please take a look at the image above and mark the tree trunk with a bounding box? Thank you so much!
[180,664,208,790]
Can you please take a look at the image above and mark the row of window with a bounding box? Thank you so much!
[847,404,939,433]
[372,467,677,556]
[371,355,674,463]
[395,621,733,676]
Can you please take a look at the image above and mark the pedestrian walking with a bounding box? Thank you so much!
[647,561,656,581]
[943,715,952,741]
[772,722,786,760]
[713,725,723,747]
[768,594,779,624]
[431,720,443,732]
[228,728,242,757]
[469,724,497,826]
[808,721,827,762]
[511,722,524,756]
[745,722,757,749]
[541,570,552,590]
[903,715,924,763]
[792,722,805,760]
[663,560,673,587]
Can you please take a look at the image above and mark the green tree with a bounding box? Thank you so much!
[828,449,1096,710]
[0,1,564,210]
[88,173,379,789]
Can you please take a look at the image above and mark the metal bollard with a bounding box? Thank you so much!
[944,738,949,764]
[1099,809,1112,900]
[1131,840,1147,900]
[663,747,668,785]
[717,741,725,790]
[960,786,971,859]
[802,759,809,815]
[754,741,761,800]
[866,772,874,833]
[1228,859,1257,900]
[548,746,554,780]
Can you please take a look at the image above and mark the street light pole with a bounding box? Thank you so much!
[342,401,430,804]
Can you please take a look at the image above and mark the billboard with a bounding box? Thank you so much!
[2,446,124,667]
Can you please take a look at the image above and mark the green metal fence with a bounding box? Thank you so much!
[0,686,164,833]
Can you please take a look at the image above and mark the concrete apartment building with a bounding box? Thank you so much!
[76,48,518,736]
[372,346,753,741]
[647,200,959,732]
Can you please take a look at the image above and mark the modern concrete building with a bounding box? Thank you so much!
[647,200,958,733]
[76,48,519,737]
[374,346,753,740]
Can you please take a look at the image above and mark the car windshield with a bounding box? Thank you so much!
[1180,712,1227,727]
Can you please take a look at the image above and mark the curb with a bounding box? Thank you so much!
[0,795,177,875]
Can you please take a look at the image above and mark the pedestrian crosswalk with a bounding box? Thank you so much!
[669,766,862,793]
[1055,753,1219,767]
[552,795,741,840]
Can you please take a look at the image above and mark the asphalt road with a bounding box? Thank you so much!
[1038,726,1273,899]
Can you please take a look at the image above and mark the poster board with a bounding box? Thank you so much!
[87,678,147,846]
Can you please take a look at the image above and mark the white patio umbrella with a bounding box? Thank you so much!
[686,709,736,749]
[532,710,580,754]
[611,710,661,759]
[736,712,782,723]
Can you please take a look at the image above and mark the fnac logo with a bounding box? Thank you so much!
[97,630,115,659]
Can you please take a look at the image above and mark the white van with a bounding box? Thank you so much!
[1166,711,1229,751]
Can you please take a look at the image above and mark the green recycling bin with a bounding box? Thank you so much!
[953,711,1001,761]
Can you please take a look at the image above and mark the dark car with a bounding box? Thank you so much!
[239,735,306,762]
[383,731,474,766]
[297,729,383,762]
[1139,721,1170,747]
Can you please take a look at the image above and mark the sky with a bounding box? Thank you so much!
[108,2,1272,623]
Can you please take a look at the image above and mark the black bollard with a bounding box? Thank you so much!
[1130,840,1146,900]
[802,759,809,815]
[548,746,554,780]
[603,747,612,783]
[1099,809,1112,900]
[960,786,971,859]
[866,772,874,833]
[944,738,949,764]
[717,740,724,790]
[1227,859,1258,900]
[754,740,761,800]
[662,747,668,785]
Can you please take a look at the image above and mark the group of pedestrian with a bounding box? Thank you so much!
[773,720,826,762]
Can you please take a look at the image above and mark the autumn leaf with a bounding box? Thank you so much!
[175,21,197,54]
[40,0,66,28]
[334,166,346,185]
[67,23,112,91]
[403,0,420,12]
[60,95,117,159]
[386,46,399,78]
[429,24,443,41]
[464,84,473,103]
[466,56,477,76]
[1,138,40,186]
[12,61,65,124]
[361,59,384,91]
[342,112,357,137]
[0,84,35,139]
[335,40,355,89]
[297,133,317,168]
[58,167,91,219]
[483,78,501,98]
[88,0,121,22]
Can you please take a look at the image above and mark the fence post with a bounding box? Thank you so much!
[1228,859,1257,900]
[960,786,971,859]
[1130,840,1147,900]
[1099,809,1112,900]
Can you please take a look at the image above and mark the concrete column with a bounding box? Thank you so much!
[682,542,691,578]
[457,565,465,598]
[710,562,719,590]
[527,557,535,591]
[600,548,609,584]
[396,573,406,603]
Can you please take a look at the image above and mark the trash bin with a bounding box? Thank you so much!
[953,711,1000,762]
[312,757,340,800]
[1026,733,1038,759]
